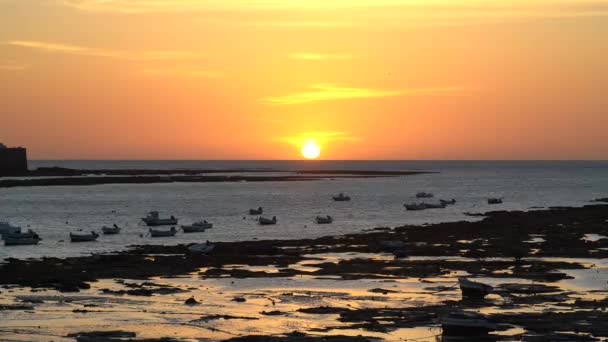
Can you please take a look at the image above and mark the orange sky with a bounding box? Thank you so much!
[1,0,607,160]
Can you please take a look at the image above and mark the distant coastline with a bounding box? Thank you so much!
[0,167,431,188]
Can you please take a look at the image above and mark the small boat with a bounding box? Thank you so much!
[404,203,427,211]
[182,221,212,233]
[142,211,178,226]
[70,231,99,242]
[5,229,38,239]
[4,236,41,246]
[149,227,177,237]
[488,198,503,204]
[424,202,447,209]
[315,215,333,224]
[441,311,498,336]
[380,240,407,249]
[440,199,456,205]
[102,224,121,235]
[332,193,351,201]
[392,249,408,259]
[4,229,41,246]
[458,277,493,299]
[0,222,21,237]
[404,202,446,210]
[188,241,215,254]
[258,216,277,225]
[249,207,263,215]
[416,192,434,198]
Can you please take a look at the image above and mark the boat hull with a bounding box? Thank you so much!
[182,225,211,233]
[149,229,177,237]
[4,237,40,246]
[142,218,178,226]
[70,234,99,242]
[102,227,121,235]
[188,243,215,254]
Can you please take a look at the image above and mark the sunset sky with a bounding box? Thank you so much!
[1,0,607,160]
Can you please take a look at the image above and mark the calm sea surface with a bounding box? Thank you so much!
[1,160,607,260]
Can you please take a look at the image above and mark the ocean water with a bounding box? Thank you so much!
[1,160,607,260]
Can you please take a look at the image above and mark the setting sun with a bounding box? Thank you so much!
[301,141,321,159]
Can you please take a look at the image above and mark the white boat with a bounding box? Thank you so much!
[404,202,446,210]
[142,211,178,226]
[315,215,333,224]
[0,222,21,237]
[182,221,212,233]
[258,216,277,225]
[332,193,351,201]
[488,198,503,204]
[441,311,498,336]
[416,192,434,198]
[70,231,99,242]
[4,229,41,246]
[440,199,456,205]
[102,224,121,235]
[188,242,215,254]
[149,227,177,237]
[4,236,41,246]
[249,207,263,215]
[404,203,427,211]
[458,277,493,299]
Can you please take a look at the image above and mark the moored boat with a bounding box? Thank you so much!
[258,216,277,225]
[182,221,212,233]
[70,231,99,242]
[4,236,41,246]
[249,207,263,215]
[0,222,21,237]
[142,211,178,226]
[149,227,177,237]
[404,203,427,211]
[488,198,503,204]
[4,229,41,246]
[188,241,215,254]
[416,192,434,198]
[458,277,493,299]
[102,224,121,235]
[404,202,446,210]
[315,215,333,224]
[424,202,447,209]
[332,193,351,201]
[440,199,456,205]
[441,311,498,336]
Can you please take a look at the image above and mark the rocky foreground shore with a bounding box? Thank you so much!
[1,201,608,341]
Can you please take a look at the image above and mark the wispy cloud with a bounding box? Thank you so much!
[61,0,608,18]
[279,131,358,146]
[263,84,472,105]
[140,66,220,78]
[289,53,352,61]
[0,61,28,71]
[7,41,204,61]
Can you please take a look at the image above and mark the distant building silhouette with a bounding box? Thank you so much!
[0,143,28,175]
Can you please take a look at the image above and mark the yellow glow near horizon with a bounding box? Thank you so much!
[1,0,607,159]
[301,141,321,159]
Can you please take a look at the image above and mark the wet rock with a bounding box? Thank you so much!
[66,330,137,341]
[184,296,200,305]
[297,306,350,315]
[260,310,286,316]
[192,314,258,322]
[368,288,399,294]
[0,304,34,311]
